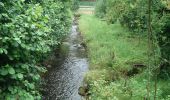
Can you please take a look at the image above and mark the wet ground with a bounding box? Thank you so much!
[42,19,88,100]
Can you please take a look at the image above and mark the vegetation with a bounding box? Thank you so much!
[78,0,170,99]
[0,0,73,99]
[72,0,80,11]
[94,0,106,18]
[80,1,96,6]
[95,1,170,74]
[1,0,170,99]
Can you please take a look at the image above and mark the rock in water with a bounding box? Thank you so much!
[78,86,89,96]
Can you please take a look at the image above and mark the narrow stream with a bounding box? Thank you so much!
[42,18,88,100]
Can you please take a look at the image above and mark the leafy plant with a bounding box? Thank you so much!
[95,0,107,18]
[71,0,79,11]
[0,0,72,99]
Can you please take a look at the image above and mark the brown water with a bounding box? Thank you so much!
[42,19,88,100]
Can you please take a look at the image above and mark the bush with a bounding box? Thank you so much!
[105,0,126,24]
[120,0,148,33]
[156,14,170,79]
[0,0,71,99]
[95,0,107,18]
[71,0,79,11]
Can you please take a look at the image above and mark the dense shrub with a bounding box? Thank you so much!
[156,14,170,79]
[71,0,79,11]
[95,0,106,18]
[120,0,148,33]
[0,0,71,99]
[105,0,126,24]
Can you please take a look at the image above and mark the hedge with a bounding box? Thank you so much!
[0,0,72,99]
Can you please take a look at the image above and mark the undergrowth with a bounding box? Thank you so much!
[79,1,96,6]
[79,15,170,100]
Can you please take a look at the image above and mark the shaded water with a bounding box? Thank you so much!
[42,19,88,100]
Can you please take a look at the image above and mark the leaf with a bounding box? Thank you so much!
[0,48,8,54]
[8,67,15,75]
[31,24,36,29]
[27,16,31,22]
[13,42,19,47]
[0,48,3,54]
[1,13,9,18]
[21,0,25,2]
[14,38,21,44]
[17,73,23,79]
[21,64,28,69]
[28,83,35,89]
[8,86,13,92]
[0,69,8,76]
[0,2,4,7]
[3,49,7,54]
[34,74,40,80]
[9,56,14,60]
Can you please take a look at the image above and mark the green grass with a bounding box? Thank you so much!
[79,15,148,72]
[79,15,170,100]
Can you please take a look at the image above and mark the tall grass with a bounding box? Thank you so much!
[79,15,170,99]
[79,15,148,71]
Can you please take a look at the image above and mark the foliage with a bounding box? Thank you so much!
[88,78,169,100]
[79,0,170,99]
[119,0,170,79]
[95,0,170,78]
[79,15,156,100]
[79,11,170,99]
[71,0,79,11]
[105,0,126,24]
[94,0,106,18]
[0,0,71,99]
[120,0,148,33]
[79,1,96,6]
[156,14,170,79]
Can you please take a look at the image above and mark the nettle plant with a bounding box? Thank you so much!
[0,0,71,99]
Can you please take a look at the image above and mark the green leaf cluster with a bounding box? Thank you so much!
[0,0,72,99]
[71,0,80,11]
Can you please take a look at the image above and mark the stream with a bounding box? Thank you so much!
[42,18,88,100]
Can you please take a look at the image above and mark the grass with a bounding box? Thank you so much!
[79,15,148,73]
[79,15,170,100]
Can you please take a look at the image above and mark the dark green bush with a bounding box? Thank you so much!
[105,0,126,24]
[156,14,170,79]
[95,0,106,18]
[120,0,148,33]
[71,0,79,11]
[0,0,71,99]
